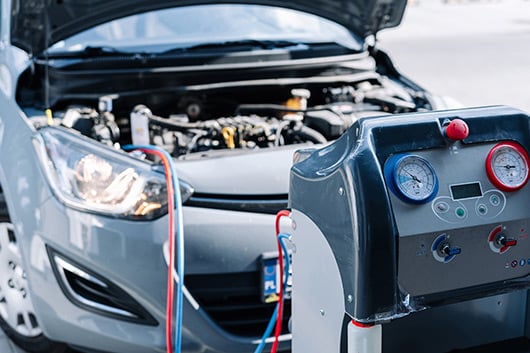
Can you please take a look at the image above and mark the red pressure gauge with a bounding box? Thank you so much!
[486,141,530,191]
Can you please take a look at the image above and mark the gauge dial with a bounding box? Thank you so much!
[385,154,439,204]
[486,141,530,191]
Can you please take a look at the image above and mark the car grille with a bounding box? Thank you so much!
[185,272,291,338]
[185,193,288,214]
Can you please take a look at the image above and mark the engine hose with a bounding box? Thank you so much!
[294,126,328,144]
[235,103,342,117]
[123,145,184,353]
[148,113,205,130]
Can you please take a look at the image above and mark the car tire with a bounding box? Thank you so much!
[0,188,68,353]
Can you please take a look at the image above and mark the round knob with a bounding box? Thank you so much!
[496,234,517,248]
[432,236,461,263]
[488,226,516,254]
[437,241,461,258]
[445,119,469,141]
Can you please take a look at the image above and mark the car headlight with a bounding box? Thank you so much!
[33,127,176,220]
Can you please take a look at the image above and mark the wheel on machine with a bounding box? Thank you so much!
[0,190,68,353]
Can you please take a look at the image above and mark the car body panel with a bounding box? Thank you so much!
[11,170,287,352]
[11,0,406,54]
[174,145,298,195]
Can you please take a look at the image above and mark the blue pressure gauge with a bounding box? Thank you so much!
[384,154,439,204]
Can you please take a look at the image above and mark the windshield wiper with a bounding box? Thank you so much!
[45,41,356,59]
[45,41,302,59]
[46,45,149,59]
[161,39,316,55]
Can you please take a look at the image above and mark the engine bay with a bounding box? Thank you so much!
[30,73,432,157]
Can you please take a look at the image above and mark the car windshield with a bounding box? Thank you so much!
[48,4,363,54]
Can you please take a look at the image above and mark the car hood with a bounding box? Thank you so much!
[11,0,407,55]
[173,145,300,195]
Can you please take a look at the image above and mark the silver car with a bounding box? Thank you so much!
[0,1,454,352]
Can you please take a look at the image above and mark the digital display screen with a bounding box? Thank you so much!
[451,182,482,200]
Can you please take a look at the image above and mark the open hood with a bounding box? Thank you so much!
[11,0,407,55]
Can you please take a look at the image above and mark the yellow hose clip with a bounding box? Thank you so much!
[222,127,236,149]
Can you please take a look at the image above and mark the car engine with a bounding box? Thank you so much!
[42,74,430,157]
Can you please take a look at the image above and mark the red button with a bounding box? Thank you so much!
[445,119,469,141]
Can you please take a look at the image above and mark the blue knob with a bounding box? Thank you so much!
[447,247,461,256]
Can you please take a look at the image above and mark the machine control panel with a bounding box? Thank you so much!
[387,140,530,296]
[399,221,530,296]
[431,188,506,223]
[290,106,530,323]
[385,142,530,236]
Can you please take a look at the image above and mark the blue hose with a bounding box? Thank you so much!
[254,233,291,353]
[123,145,184,353]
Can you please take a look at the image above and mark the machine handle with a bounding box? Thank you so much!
[440,242,462,257]
[497,234,517,248]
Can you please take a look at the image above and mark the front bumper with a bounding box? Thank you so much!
[25,193,291,353]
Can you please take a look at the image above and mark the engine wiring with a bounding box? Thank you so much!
[144,109,328,155]
[123,144,184,353]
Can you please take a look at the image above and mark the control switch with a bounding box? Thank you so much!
[432,234,461,263]
[439,242,462,257]
[488,225,517,254]
[496,234,517,248]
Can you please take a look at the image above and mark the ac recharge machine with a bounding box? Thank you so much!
[289,106,530,353]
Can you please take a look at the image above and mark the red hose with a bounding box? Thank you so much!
[140,149,175,353]
[271,210,291,353]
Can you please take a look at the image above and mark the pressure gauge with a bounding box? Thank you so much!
[486,141,530,191]
[385,154,439,204]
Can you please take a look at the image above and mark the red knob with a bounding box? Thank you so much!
[445,119,469,141]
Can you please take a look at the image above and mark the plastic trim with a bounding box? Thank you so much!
[46,245,158,326]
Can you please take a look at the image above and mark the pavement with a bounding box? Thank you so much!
[2,1,528,352]
[378,0,530,112]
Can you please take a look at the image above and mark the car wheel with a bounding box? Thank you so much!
[0,191,67,353]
